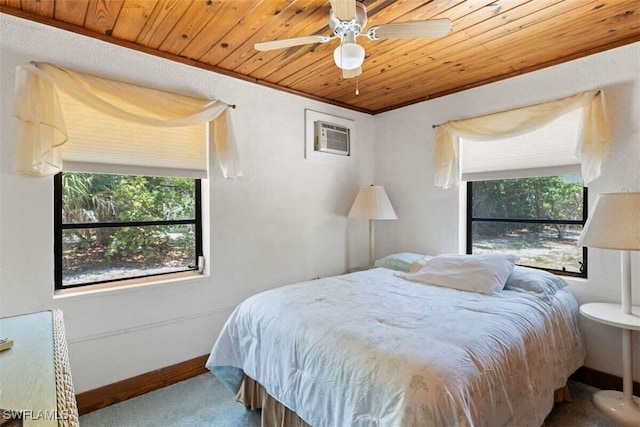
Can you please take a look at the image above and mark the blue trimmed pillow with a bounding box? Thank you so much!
[374,252,425,272]
[504,266,568,302]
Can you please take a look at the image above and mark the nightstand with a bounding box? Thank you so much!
[579,302,640,426]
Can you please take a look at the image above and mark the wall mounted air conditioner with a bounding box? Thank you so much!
[314,120,350,156]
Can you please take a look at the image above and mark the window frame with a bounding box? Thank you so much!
[466,180,588,278]
[54,172,203,290]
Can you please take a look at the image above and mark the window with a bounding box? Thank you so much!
[14,63,240,291]
[54,172,202,289]
[457,103,593,278]
[467,176,587,277]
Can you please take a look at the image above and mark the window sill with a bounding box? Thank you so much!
[563,276,588,286]
[53,270,205,299]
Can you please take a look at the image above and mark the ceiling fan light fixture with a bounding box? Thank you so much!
[333,42,365,70]
[254,1,451,79]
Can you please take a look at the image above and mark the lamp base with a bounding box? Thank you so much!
[593,390,640,426]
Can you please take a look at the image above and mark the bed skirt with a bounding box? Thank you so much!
[235,374,310,427]
[235,374,571,427]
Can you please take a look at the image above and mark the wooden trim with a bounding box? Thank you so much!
[0,7,373,115]
[75,354,209,416]
[570,366,640,397]
[74,355,639,417]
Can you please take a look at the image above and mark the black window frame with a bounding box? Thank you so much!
[54,172,203,290]
[466,180,588,278]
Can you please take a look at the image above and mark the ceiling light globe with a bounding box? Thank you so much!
[333,43,365,70]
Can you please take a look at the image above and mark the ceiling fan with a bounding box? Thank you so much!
[254,0,451,79]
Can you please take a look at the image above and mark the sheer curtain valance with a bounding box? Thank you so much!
[13,62,243,178]
[433,90,609,188]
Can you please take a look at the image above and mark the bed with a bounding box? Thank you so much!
[206,255,584,426]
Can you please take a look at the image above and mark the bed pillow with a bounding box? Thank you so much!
[408,255,434,273]
[374,252,425,272]
[397,253,519,295]
[504,266,568,302]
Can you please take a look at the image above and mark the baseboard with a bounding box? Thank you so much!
[75,354,209,415]
[571,366,640,396]
[76,359,638,416]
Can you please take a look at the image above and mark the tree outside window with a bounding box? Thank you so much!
[55,172,202,289]
[468,176,586,277]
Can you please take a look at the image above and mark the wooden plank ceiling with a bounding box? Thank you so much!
[1,0,639,114]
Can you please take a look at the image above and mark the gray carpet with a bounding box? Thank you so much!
[80,374,621,426]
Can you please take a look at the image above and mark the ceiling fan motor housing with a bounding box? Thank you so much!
[329,2,368,38]
[254,1,452,79]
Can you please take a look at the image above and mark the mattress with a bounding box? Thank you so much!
[207,267,584,426]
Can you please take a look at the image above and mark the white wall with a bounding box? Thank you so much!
[374,42,640,381]
[0,15,375,393]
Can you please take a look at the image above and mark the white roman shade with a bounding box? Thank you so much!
[461,108,582,181]
[13,62,243,179]
[434,90,609,188]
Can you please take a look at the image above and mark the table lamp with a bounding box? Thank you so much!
[578,192,640,425]
[348,185,398,268]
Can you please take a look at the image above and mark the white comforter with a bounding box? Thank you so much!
[206,268,584,427]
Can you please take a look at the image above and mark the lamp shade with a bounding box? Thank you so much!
[578,192,640,250]
[333,43,365,70]
[348,185,398,220]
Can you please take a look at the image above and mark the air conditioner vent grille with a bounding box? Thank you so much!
[314,120,350,156]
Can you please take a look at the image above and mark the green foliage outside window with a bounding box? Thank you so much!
[62,172,196,264]
[472,176,583,238]
[469,176,586,275]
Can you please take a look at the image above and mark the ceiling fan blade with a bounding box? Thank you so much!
[254,35,331,51]
[330,0,356,21]
[368,19,452,40]
[342,66,362,79]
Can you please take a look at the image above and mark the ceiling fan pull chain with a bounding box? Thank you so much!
[355,76,359,95]
[341,39,344,73]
